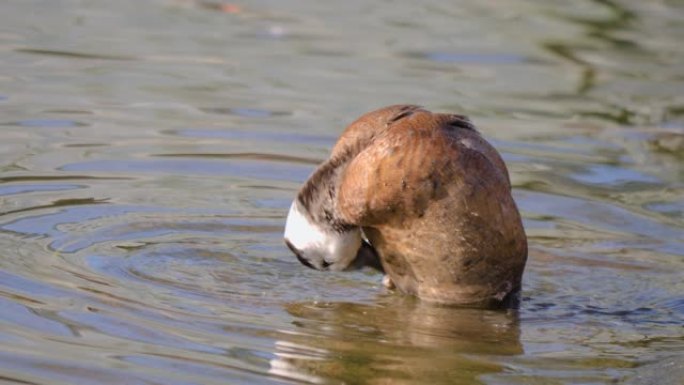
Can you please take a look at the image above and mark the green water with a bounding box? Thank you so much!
[0,1,682,384]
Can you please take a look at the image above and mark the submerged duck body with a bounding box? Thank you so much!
[284,105,527,307]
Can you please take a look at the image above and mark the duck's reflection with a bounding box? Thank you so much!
[270,297,522,384]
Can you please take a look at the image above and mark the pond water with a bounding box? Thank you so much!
[1,0,683,384]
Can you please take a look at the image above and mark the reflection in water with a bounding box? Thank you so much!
[539,0,681,127]
[542,0,638,97]
[14,47,136,61]
[272,299,521,384]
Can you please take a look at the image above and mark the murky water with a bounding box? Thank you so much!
[1,0,683,384]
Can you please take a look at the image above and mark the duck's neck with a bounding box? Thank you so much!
[297,153,355,233]
[285,149,366,271]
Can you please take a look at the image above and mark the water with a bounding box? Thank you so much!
[0,0,682,384]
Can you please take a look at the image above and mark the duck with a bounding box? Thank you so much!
[283,105,527,307]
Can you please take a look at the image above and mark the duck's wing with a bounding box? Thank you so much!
[336,109,512,227]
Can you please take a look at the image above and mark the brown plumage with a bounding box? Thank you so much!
[286,105,527,307]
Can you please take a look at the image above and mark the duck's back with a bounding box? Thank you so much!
[335,107,527,306]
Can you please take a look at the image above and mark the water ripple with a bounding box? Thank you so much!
[59,159,312,182]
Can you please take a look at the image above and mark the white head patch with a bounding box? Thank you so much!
[283,200,361,271]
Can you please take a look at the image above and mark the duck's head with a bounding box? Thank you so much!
[283,198,362,271]
[284,105,413,272]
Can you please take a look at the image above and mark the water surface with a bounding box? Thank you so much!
[0,0,683,384]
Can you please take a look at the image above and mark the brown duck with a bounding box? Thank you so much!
[284,105,527,307]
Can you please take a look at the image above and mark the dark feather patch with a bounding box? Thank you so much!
[386,105,423,126]
[447,115,476,130]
